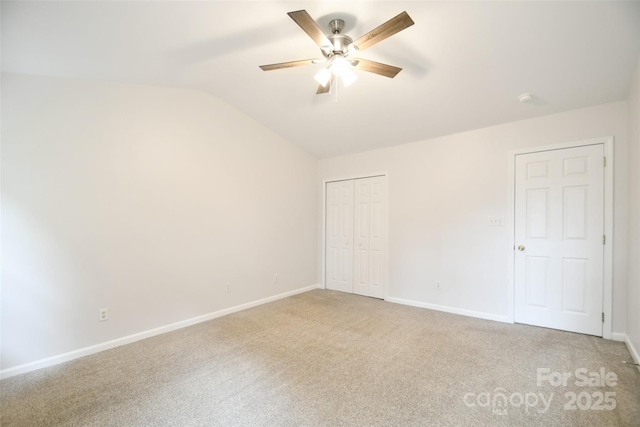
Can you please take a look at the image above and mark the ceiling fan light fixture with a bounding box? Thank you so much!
[332,56,358,87]
[332,56,349,73]
[314,67,332,87]
[339,66,358,87]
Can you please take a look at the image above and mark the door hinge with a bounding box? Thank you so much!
[603,235,606,245]
[603,157,606,167]
[602,312,605,323]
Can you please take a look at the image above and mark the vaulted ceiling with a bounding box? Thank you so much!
[3,1,640,158]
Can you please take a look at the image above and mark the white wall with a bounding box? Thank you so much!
[319,101,628,332]
[2,71,635,375]
[1,74,318,371]
[627,57,640,361]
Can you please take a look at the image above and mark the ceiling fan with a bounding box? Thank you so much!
[259,10,415,94]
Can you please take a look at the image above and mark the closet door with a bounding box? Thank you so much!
[326,180,354,293]
[353,177,386,298]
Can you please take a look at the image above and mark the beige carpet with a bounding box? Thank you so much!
[1,289,639,426]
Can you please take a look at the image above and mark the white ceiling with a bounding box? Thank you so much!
[3,1,640,158]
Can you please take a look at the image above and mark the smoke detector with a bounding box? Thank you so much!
[518,93,533,103]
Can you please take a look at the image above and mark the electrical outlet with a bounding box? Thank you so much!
[488,216,505,226]
[225,283,231,293]
[274,274,279,282]
[99,308,109,322]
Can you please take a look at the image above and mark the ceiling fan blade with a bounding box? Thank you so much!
[316,84,330,95]
[350,11,414,53]
[351,59,402,78]
[259,59,321,71]
[288,10,333,51]
[316,75,334,94]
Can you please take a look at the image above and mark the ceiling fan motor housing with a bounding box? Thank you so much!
[324,34,353,58]
[322,19,353,59]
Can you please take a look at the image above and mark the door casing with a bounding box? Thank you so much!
[508,137,614,339]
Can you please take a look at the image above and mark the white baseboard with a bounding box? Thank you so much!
[624,335,640,365]
[611,332,627,342]
[385,297,511,324]
[0,284,318,380]
[600,332,640,373]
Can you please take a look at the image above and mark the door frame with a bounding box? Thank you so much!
[321,173,389,299]
[507,137,614,339]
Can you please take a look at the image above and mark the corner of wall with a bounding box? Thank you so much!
[626,54,640,363]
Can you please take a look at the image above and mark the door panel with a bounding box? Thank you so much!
[526,188,549,238]
[525,256,549,309]
[561,258,587,313]
[514,144,604,336]
[353,178,371,297]
[353,176,385,298]
[326,180,354,293]
[563,186,588,239]
[368,177,385,298]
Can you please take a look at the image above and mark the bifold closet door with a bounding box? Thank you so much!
[326,176,386,298]
[326,180,354,293]
[353,177,385,298]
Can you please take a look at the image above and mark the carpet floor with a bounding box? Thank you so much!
[1,289,639,426]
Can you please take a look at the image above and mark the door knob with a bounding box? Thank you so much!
[517,245,525,251]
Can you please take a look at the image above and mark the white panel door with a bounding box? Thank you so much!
[326,180,354,293]
[514,144,604,336]
[353,177,386,298]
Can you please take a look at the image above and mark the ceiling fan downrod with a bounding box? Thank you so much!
[329,19,344,34]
